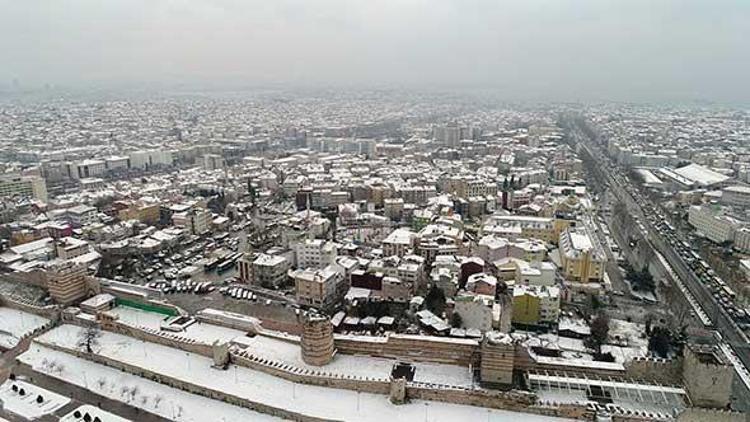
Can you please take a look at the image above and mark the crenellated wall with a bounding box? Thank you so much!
[624,356,683,386]
[334,334,479,366]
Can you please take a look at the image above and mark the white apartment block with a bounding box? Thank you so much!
[0,174,48,202]
[688,205,742,244]
[454,293,496,332]
[722,186,750,208]
[294,239,337,269]
[382,228,414,257]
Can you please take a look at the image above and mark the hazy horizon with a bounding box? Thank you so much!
[1,0,749,103]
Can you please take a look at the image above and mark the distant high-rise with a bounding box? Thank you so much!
[0,173,48,202]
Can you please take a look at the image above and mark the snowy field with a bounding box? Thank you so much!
[237,334,474,387]
[18,344,281,422]
[519,318,648,364]
[0,307,49,350]
[109,306,247,343]
[0,379,70,420]
[59,405,131,422]
[113,305,473,386]
[30,325,573,422]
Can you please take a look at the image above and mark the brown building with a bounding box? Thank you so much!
[46,261,89,304]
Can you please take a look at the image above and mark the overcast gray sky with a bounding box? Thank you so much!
[0,0,748,102]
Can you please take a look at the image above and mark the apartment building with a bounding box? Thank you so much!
[721,186,750,208]
[382,228,415,257]
[46,261,89,305]
[688,205,742,244]
[294,238,337,269]
[381,276,413,302]
[54,237,91,260]
[511,285,560,326]
[454,293,496,332]
[0,174,48,202]
[293,265,343,309]
[172,209,212,235]
[63,205,98,227]
[244,253,290,288]
[558,227,607,283]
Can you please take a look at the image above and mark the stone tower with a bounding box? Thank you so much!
[301,312,335,366]
[480,331,515,386]
[682,344,734,409]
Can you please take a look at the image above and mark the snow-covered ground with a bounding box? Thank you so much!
[524,320,647,364]
[59,405,131,422]
[0,307,49,350]
[112,305,473,387]
[29,325,572,421]
[236,334,474,387]
[109,306,246,344]
[0,379,70,420]
[18,344,281,422]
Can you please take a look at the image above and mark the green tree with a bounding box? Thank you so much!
[584,313,610,353]
[425,285,446,316]
[648,326,672,358]
[450,312,463,328]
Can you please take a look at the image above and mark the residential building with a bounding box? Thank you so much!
[511,285,560,325]
[454,293,495,332]
[251,253,290,288]
[0,174,48,202]
[46,261,89,305]
[558,227,607,283]
[382,228,414,257]
[63,205,98,227]
[722,185,750,208]
[294,239,337,269]
[55,237,91,260]
[688,205,742,244]
[293,265,343,309]
[381,276,413,302]
[465,272,498,297]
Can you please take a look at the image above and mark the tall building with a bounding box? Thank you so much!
[0,174,48,202]
[202,154,225,171]
[558,227,607,283]
[46,261,88,305]
[294,239,337,269]
[511,285,560,325]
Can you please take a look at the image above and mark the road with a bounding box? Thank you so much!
[564,116,750,409]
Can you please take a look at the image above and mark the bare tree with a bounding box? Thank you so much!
[77,326,102,354]
[153,395,163,409]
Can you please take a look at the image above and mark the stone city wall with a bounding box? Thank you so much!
[334,334,479,366]
[29,340,338,422]
[0,294,60,320]
[624,356,683,386]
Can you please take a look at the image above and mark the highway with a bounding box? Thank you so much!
[564,117,750,402]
